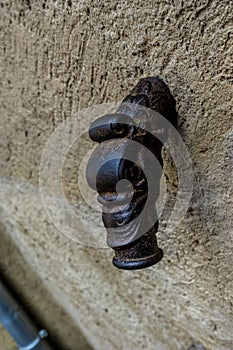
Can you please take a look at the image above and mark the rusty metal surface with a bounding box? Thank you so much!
[86,77,177,269]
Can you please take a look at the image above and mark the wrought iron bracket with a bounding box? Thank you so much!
[86,77,177,270]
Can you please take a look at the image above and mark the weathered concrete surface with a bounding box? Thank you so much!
[0,1,232,349]
[0,324,16,350]
[0,222,93,350]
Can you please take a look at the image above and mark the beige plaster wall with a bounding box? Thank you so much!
[0,1,232,349]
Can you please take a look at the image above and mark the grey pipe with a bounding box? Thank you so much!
[0,279,53,350]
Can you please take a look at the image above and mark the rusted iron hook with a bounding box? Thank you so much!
[86,77,177,270]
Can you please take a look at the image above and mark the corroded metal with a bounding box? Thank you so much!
[86,77,177,270]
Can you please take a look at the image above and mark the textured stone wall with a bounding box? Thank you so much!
[0,1,232,349]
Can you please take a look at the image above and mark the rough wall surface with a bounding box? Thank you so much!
[0,1,232,350]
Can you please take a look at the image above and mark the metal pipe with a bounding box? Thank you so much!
[0,279,52,350]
